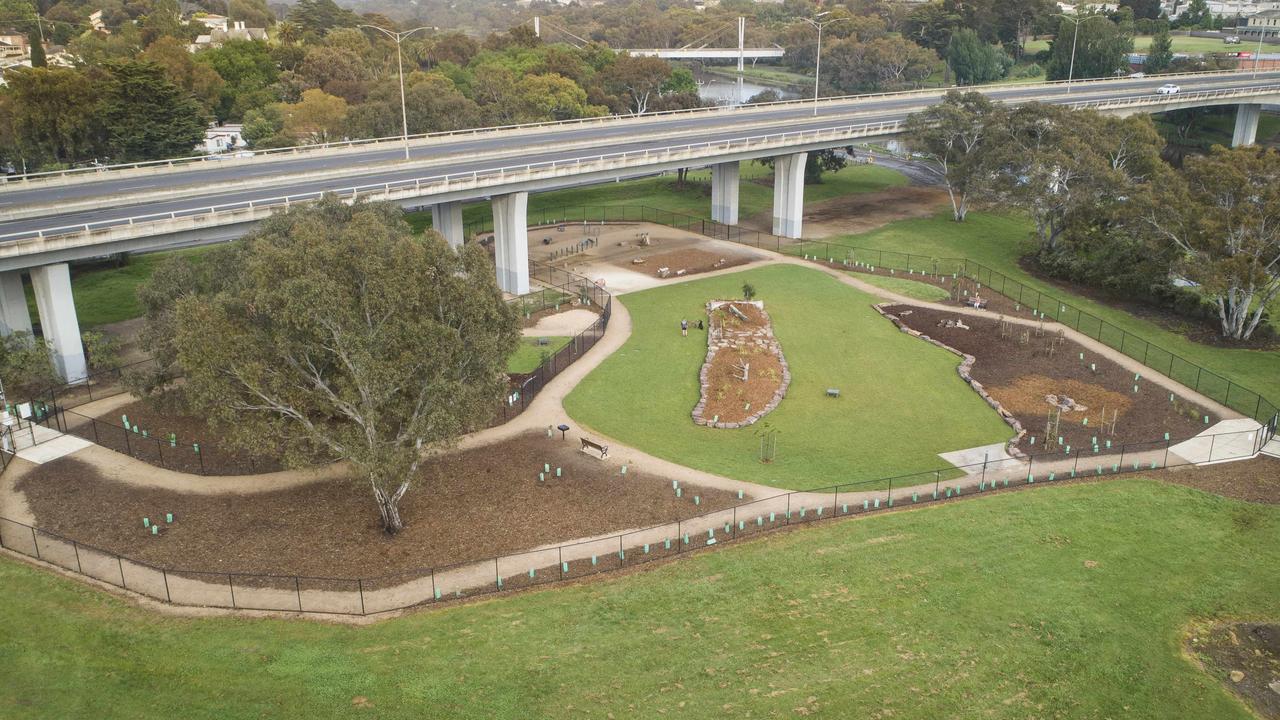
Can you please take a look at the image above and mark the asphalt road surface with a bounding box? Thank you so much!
[2,72,1276,243]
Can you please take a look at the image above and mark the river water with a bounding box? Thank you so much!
[694,70,801,106]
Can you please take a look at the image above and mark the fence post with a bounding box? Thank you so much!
[30,526,39,559]
[1207,433,1217,463]
[1164,438,1171,468]
[494,557,500,590]
[295,576,302,611]
[72,540,82,574]
[117,555,125,587]
[229,575,236,608]
[163,569,171,603]
[785,493,791,523]
[934,470,940,498]
[886,478,893,506]
[558,546,564,577]
[357,579,365,614]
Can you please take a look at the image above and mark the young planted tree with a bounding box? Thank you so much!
[1142,146,1280,340]
[168,198,519,532]
[904,90,1002,222]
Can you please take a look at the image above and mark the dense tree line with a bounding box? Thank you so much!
[0,0,700,171]
[906,93,1279,342]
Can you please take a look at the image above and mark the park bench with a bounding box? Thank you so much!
[965,296,988,310]
[580,437,609,458]
[826,388,841,398]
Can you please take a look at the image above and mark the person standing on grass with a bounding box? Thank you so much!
[681,318,689,337]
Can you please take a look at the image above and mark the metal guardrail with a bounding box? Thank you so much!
[0,119,908,246]
[6,81,1280,253]
[1065,84,1280,110]
[0,68,1270,186]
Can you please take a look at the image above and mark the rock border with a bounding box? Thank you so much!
[692,301,792,430]
[874,304,1027,457]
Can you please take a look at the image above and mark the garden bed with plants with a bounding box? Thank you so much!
[16,432,740,579]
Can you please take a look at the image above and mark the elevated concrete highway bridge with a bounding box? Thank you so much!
[2,71,1278,382]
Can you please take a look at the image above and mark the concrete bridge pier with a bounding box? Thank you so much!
[771,152,807,239]
[430,201,465,249]
[30,264,86,383]
[492,192,530,296]
[0,271,32,335]
[1233,104,1261,147]
[710,161,740,225]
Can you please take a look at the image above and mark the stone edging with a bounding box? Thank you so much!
[692,301,792,429]
[874,304,1027,457]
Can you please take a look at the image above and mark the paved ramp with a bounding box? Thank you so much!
[1167,418,1264,466]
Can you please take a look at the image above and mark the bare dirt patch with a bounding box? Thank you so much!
[623,247,750,278]
[1187,621,1280,719]
[743,186,949,239]
[1158,456,1280,504]
[886,305,1218,452]
[16,431,740,578]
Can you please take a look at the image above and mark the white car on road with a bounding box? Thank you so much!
[1156,83,1181,95]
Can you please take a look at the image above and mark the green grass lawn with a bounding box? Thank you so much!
[404,163,909,236]
[564,264,1012,490]
[1025,34,1248,56]
[2,478,1276,718]
[24,248,212,330]
[508,336,571,374]
[800,211,1280,407]
[851,272,952,302]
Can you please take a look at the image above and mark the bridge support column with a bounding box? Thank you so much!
[711,161,740,225]
[771,152,807,239]
[1233,104,1261,147]
[430,201,465,249]
[0,271,32,336]
[492,192,530,296]
[30,263,86,383]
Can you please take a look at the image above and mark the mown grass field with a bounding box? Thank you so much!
[508,336,571,374]
[798,211,1280,406]
[1024,34,1241,56]
[402,163,908,235]
[565,264,1012,489]
[851,272,952,301]
[1,478,1275,719]
[23,248,213,329]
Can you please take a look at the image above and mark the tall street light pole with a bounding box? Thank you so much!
[799,13,853,117]
[359,24,437,160]
[1054,13,1094,94]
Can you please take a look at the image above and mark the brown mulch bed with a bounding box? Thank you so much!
[698,303,785,426]
[76,398,285,475]
[886,305,1219,452]
[1158,456,1280,505]
[620,248,750,278]
[1187,621,1280,719]
[16,432,740,579]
